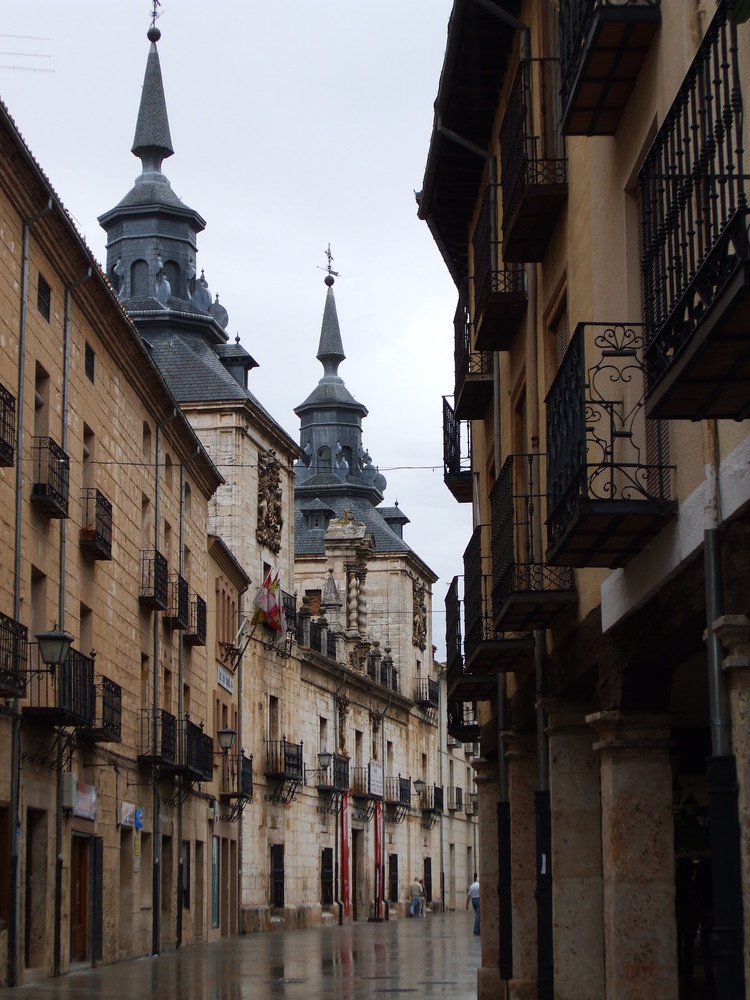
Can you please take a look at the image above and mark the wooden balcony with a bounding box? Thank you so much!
[546,323,676,567]
[640,7,750,419]
[443,397,472,503]
[491,454,576,632]
[560,0,661,135]
[79,488,113,560]
[500,60,567,262]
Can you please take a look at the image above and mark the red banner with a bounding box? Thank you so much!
[374,799,382,917]
[341,792,350,916]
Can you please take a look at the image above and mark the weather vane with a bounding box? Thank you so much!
[318,244,340,280]
[150,0,162,30]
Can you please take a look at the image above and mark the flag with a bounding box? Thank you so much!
[252,569,283,632]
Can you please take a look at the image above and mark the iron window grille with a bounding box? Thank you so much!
[0,382,16,467]
[0,611,27,696]
[80,489,113,560]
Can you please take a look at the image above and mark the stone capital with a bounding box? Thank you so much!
[585,711,673,753]
[542,697,598,734]
[713,614,750,672]
[501,731,536,759]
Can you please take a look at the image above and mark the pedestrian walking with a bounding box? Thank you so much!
[409,875,424,917]
[466,875,480,934]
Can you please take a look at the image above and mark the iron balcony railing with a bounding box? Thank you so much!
[139,708,177,766]
[384,775,412,807]
[0,610,27,696]
[317,754,349,793]
[445,577,463,688]
[140,549,169,610]
[166,573,189,630]
[447,700,480,744]
[454,290,493,419]
[184,594,207,646]
[500,58,567,261]
[309,620,323,654]
[415,676,439,708]
[219,751,253,799]
[463,528,492,664]
[92,676,122,742]
[442,397,472,503]
[183,718,213,780]
[25,646,95,726]
[465,793,478,816]
[447,786,463,811]
[490,454,576,630]
[79,488,113,560]
[559,0,661,135]
[351,765,380,798]
[31,436,69,517]
[0,382,16,467]
[280,590,297,633]
[640,0,750,418]
[265,738,303,781]
[472,186,527,350]
[546,323,676,567]
[421,785,444,813]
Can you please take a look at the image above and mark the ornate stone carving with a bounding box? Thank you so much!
[337,695,350,754]
[413,578,427,651]
[256,451,283,554]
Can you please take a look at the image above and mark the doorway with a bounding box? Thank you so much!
[71,835,90,963]
[24,808,48,970]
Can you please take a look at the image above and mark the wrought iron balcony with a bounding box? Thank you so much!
[138,708,177,767]
[454,291,493,420]
[640,2,750,419]
[415,676,439,708]
[139,549,168,611]
[447,786,463,812]
[546,323,677,567]
[165,572,189,629]
[264,737,303,781]
[463,528,535,676]
[384,775,412,807]
[24,646,95,727]
[85,676,121,742]
[219,751,253,799]
[0,611,27,697]
[0,382,16,467]
[184,594,207,646]
[443,397,472,503]
[280,590,297,633]
[447,699,480,744]
[351,763,383,800]
[421,785,444,814]
[560,0,661,135]
[79,489,113,560]
[473,188,527,350]
[500,59,567,262]
[31,436,69,518]
[182,718,213,780]
[491,454,576,631]
[316,754,349,793]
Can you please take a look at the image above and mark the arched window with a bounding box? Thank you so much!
[164,260,180,297]
[317,446,332,474]
[131,259,149,298]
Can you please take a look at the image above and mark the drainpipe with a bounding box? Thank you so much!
[333,668,347,925]
[52,268,92,978]
[9,200,52,987]
[437,672,445,914]
[702,419,745,999]
[152,407,176,957]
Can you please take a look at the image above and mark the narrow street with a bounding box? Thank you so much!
[0,911,480,1000]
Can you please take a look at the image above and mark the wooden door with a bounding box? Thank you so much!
[71,836,89,962]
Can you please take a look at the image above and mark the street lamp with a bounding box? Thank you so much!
[413,777,425,797]
[305,749,334,784]
[216,727,237,754]
[35,625,74,670]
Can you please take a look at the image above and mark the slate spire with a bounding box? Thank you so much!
[131,24,174,173]
[316,274,346,381]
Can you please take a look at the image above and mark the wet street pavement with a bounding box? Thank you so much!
[0,911,480,1000]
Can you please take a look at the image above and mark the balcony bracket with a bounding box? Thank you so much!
[265,777,301,805]
[218,796,251,823]
[421,811,440,831]
[352,800,377,823]
[21,728,75,771]
[316,790,344,816]
[385,803,409,825]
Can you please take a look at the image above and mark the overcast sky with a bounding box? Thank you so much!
[1,1,472,660]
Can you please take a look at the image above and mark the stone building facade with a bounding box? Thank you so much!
[420,1,750,998]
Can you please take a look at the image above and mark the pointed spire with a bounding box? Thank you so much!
[131,21,174,169]
[317,246,345,379]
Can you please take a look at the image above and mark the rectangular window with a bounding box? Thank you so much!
[321,847,333,906]
[389,853,399,904]
[85,342,95,383]
[271,844,284,908]
[37,273,51,322]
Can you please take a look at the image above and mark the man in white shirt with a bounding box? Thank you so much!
[466,875,480,934]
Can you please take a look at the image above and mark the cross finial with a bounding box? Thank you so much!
[150,0,162,30]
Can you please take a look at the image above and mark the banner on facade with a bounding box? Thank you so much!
[341,792,350,916]
[73,780,97,821]
[374,799,382,917]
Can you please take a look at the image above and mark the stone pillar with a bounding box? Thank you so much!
[474,759,500,1000]
[586,712,678,1000]
[546,700,605,1000]
[713,614,750,991]
[504,733,538,1000]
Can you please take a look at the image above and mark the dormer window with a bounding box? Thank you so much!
[317,446,332,474]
